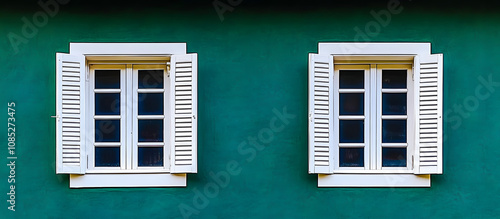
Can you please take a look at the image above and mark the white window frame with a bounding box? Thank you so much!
[333,64,414,173]
[333,64,371,171]
[88,64,170,173]
[88,64,127,172]
[376,64,414,171]
[56,43,197,188]
[308,43,443,187]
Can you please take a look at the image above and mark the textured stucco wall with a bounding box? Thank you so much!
[1,1,499,218]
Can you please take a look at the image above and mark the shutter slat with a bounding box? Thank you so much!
[315,161,329,166]
[175,109,192,114]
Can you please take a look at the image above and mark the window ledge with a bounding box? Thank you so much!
[85,169,170,174]
[69,173,186,188]
[318,174,430,187]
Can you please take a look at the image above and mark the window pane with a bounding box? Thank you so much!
[95,93,120,115]
[138,93,163,115]
[339,120,364,143]
[382,70,407,88]
[138,70,164,89]
[382,148,407,167]
[382,93,407,115]
[95,147,120,167]
[138,120,163,142]
[339,70,364,89]
[339,148,364,167]
[95,120,120,142]
[382,120,406,143]
[95,70,120,89]
[340,93,364,115]
[138,147,163,166]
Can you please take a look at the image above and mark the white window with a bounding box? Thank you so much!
[308,43,443,187]
[55,43,197,188]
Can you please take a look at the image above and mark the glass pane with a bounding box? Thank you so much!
[95,70,120,89]
[382,148,407,167]
[382,120,406,143]
[382,70,407,88]
[95,93,120,115]
[339,120,364,143]
[95,120,120,142]
[340,93,364,115]
[382,93,407,115]
[138,120,163,142]
[339,70,364,89]
[339,148,364,167]
[95,147,120,167]
[138,93,163,115]
[138,147,164,166]
[138,70,164,89]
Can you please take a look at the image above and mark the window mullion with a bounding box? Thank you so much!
[126,64,134,170]
[370,65,378,170]
[366,66,372,170]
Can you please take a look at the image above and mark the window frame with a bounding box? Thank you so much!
[89,64,127,171]
[376,64,414,171]
[333,64,414,173]
[333,64,370,171]
[56,43,197,188]
[132,64,170,171]
[309,43,443,187]
[87,63,171,173]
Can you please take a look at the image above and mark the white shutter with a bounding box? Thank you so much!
[56,53,86,174]
[170,54,198,173]
[414,54,443,174]
[308,54,334,174]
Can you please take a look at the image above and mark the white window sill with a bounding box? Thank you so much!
[318,174,430,187]
[85,169,170,174]
[69,173,186,188]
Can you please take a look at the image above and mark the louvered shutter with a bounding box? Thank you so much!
[56,53,86,174]
[308,54,334,174]
[414,54,443,174]
[170,54,198,173]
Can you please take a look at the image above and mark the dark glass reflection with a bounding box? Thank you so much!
[339,70,364,89]
[382,120,406,143]
[138,70,164,89]
[95,120,120,142]
[339,120,364,143]
[95,93,120,115]
[95,70,120,89]
[95,147,120,167]
[382,70,407,89]
[138,120,163,142]
[382,93,407,115]
[382,148,407,167]
[138,93,163,115]
[339,148,364,167]
[138,147,163,166]
[340,93,364,115]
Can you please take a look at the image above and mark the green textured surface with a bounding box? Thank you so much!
[1,1,500,218]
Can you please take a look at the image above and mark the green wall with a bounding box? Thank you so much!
[1,1,499,218]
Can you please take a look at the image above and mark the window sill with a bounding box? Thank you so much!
[318,174,430,187]
[69,173,186,188]
[332,169,414,174]
[85,169,170,174]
